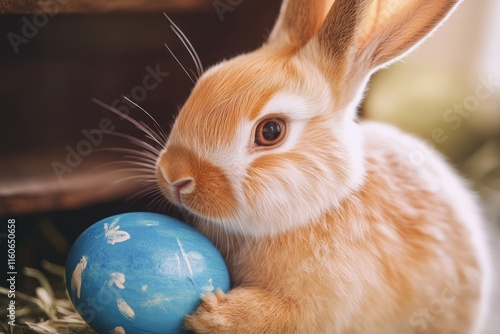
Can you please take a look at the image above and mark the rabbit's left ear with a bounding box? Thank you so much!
[313,0,461,75]
[267,0,335,52]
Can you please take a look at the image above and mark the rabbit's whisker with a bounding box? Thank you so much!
[132,186,163,200]
[92,98,165,148]
[112,174,157,185]
[148,191,170,211]
[94,147,158,163]
[106,131,161,155]
[126,186,164,209]
[92,160,156,175]
[163,13,204,78]
[122,96,168,144]
[164,43,196,84]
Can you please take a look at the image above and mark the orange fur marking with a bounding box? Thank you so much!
[174,52,301,150]
[158,145,237,220]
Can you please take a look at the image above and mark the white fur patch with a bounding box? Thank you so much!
[204,87,366,236]
[198,92,328,233]
[259,92,318,121]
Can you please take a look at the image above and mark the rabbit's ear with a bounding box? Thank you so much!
[267,0,335,52]
[315,0,461,72]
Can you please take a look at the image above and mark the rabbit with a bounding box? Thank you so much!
[155,0,492,332]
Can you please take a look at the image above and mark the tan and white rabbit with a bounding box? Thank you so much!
[156,0,491,332]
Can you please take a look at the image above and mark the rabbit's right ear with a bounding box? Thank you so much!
[293,0,462,110]
[267,0,335,52]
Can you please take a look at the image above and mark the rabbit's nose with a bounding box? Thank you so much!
[172,178,194,193]
[171,178,195,202]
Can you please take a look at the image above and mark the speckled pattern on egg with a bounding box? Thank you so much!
[65,212,231,334]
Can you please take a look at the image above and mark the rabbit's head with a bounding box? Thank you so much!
[157,0,461,237]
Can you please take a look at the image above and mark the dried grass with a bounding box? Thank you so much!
[0,261,94,334]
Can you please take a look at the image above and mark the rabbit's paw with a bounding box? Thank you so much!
[185,289,234,333]
[185,287,296,333]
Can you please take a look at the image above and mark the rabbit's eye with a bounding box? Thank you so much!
[255,118,286,147]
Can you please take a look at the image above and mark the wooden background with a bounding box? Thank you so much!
[0,0,282,216]
[0,0,210,14]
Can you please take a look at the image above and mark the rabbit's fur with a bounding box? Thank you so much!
[156,0,491,332]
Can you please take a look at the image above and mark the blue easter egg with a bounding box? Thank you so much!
[65,212,230,334]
